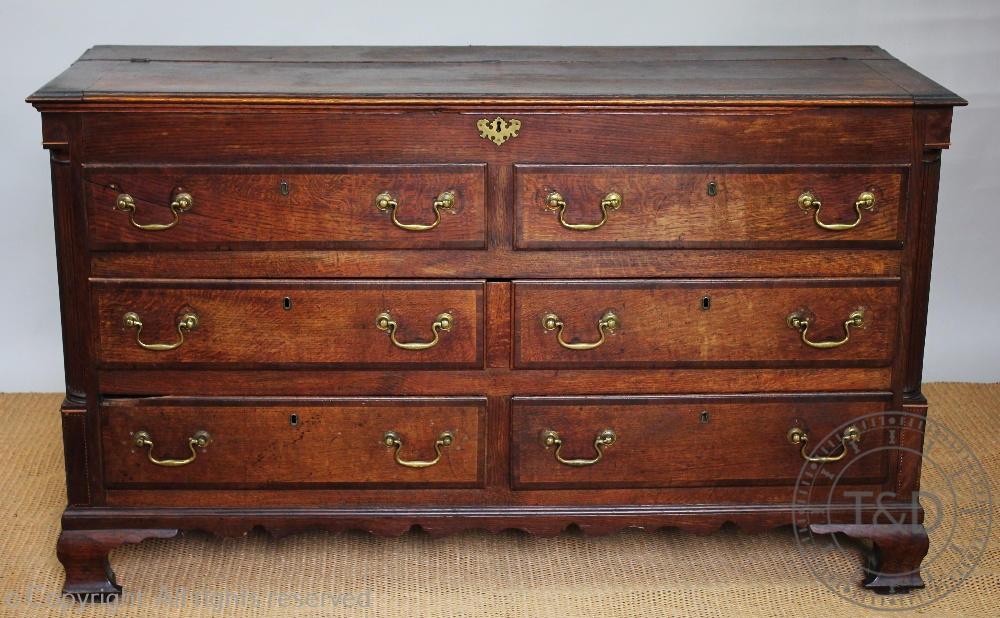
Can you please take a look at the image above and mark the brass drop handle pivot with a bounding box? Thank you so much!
[786,309,865,349]
[376,191,455,231]
[545,191,621,230]
[541,429,617,466]
[798,191,875,231]
[786,425,860,463]
[123,311,199,351]
[383,430,454,468]
[542,310,619,350]
[375,311,453,350]
[133,430,211,467]
[115,191,194,231]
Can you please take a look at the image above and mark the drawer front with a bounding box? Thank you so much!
[513,280,899,368]
[102,398,486,487]
[515,165,906,248]
[81,109,912,165]
[94,280,484,368]
[511,396,890,489]
[84,165,486,249]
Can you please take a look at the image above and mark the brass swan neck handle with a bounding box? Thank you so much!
[133,430,211,467]
[115,191,193,231]
[375,311,453,350]
[376,191,455,231]
[122,311,199,351]
[787,309,865,349]
[541,429,617,466]
[542,310,619,350]
[544,191,621,231]
[798,191,875,231]
[383,430,454,468]
[786,425,860,463]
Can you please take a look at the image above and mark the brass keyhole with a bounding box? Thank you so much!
[701,296,711,310]
[289,413,299,426]
[707,181,718,197]
[283,297,292,310]
[279,180,290,196]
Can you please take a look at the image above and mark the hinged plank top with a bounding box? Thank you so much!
[28,45,964,106]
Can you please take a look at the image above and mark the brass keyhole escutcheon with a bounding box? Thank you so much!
[476,116,521,146]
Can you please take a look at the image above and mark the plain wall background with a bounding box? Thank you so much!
[1,0,998,391]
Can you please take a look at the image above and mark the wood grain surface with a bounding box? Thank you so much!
[93,280,485,368]
[85,164,487,249]
[513,279,900,368]
[510,396,888,489]
[28,46,963,105]
[515,165,906,248]
[102,398,486,488]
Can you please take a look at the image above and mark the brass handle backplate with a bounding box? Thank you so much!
[375,311,453,350]
[133,429,210,467]
[383,430,454,468]
[122,311,199,351]
[375,191,455,231]
[786,425,860,463]
[115,191,193,231]
[541,429,617,466]
[544,191,621,231]
[787,309,866,349]
[798,191,875,231]
[542,310,619,350]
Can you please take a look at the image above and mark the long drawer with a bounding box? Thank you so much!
[513,279,899,368]
[511,395,890,489]
[84,164,487,249]
[94,280,484,368]
[80,109,913,166]
[515,165,907,248]
[102,398,486,487]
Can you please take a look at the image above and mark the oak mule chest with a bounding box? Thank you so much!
[28,46,963,598]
